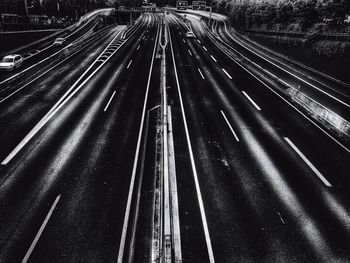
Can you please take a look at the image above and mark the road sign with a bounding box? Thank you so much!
[176,1,188,10]
[192,1,206,10]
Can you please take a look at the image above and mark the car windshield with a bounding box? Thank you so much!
[2,57,14,63]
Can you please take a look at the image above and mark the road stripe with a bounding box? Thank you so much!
[169,24,215,263]
[1,29,127,165]
[242,91,261,111]
[188,49,192,56]
[277,211,285,224]
[0,20,104,85]
[207,28,350,153]
[117,24,160,263]
[203,46,208,51]
[221,68,232,80]
[182,38,186,43]
[198,68,205,80]
[0,27,125,104]
[284,137,332,187]
[127,60,133,69]
[22,195,61,263]
[221,110,239,142]
[103,90,116,112]
[197,39,201,44]
[0,45,70,85]
[137,45,140,50]
[210,55,217,62]
[223,22,350,109]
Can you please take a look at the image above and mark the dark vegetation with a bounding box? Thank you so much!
[211,0,350,56]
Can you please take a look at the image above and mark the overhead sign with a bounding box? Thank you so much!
[176,1,188,10]
[192,1,206,10]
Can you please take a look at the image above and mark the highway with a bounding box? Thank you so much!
[0,8,349,263]
[164,12,350,262]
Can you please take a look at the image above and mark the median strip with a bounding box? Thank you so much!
[117,24,160,263]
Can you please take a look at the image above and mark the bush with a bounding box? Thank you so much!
[214,0,349,31]
[313,41,350,57]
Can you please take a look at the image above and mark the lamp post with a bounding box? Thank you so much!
[24,0,34,16]
[24,0,29,16]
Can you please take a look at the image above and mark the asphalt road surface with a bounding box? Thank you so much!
[0,9,349,263]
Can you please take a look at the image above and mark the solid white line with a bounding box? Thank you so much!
[1,29,126,165]
[127,60,132,69]
[221,68,232,80]
[210,55,217,62]
[188,49,192,56]
[0,45,69,85]
[198,68,205,80]
[0,20,102,85]
[136,45,140,50]
[169,24,215,263]
[242,91,261,111]
[103,90,116,112]
[22,195,61,263]
[223,22,350,109]
[206,29,350,153]
[203,46,208,51]
[221,110,239,142]
[117,24,160,263]
[284,137,332,187]
[23,44,53,60]
[0,27,125,104]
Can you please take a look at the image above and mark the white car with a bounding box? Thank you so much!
[53,37,66,46]
[0,55,23,71]
[186,31,195,38]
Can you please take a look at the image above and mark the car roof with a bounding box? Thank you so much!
[3,54,21,59]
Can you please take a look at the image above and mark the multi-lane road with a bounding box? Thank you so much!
[0,9,349,263]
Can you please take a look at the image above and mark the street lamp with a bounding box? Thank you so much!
[24,0,34,16]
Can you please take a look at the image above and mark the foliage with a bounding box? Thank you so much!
[211,0,350,31]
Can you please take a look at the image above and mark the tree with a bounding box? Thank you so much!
[293,0,319,29]
[276,0,293,23]
[317,0,350,25]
